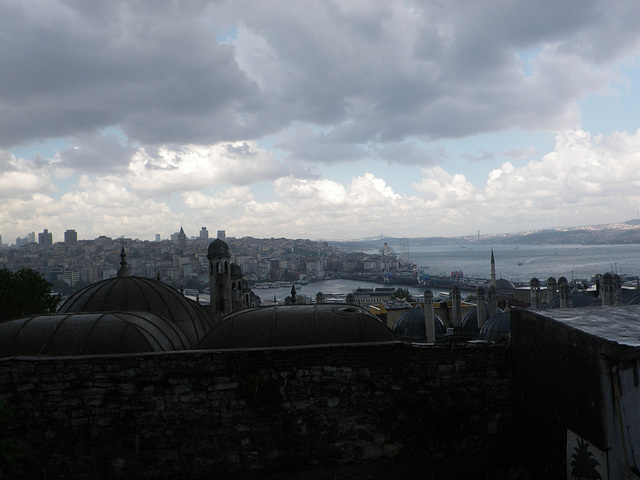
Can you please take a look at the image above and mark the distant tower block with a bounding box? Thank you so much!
[200,227,209,240]
[64,229,78,243]
[217,230,226,240]
[155,234,161,242]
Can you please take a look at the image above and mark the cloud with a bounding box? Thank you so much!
[2,0,639,162]
[128,141,287,197]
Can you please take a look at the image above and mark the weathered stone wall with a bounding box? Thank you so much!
[0,342,511,478]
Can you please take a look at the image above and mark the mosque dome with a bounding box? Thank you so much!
[231,263,242,276]
[196,304,398,349]
[208,239,230,258]
[478,311,511,342]
[495,278,516,296]
[58,251,210,348]
[544,291,599,309]
[392,308,447,342]
[461,303,503,334]
[0,312,191,357]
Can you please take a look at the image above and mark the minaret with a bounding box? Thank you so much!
[559,280,571,308]
[490,248,496,288]
[208,238,232,322]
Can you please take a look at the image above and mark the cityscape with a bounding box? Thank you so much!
[4,0,640,478]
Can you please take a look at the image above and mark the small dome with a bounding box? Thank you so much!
[0,312,191,357]
[495,278,515,296]
[461,303,503,334]
[231,263,242,276]
[58,276,210,348]
[196,304,398,349]
[392,308,447,342]
[479,312,511,342]
[207,239,230,258]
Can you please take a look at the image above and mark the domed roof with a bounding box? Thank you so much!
[478,312,511,342]
[392,308,447,342]
[231,263,242,276]
[0,312,191,357]
[495,278,515,296]
[208,238,230,258]
[58,276,210,348]
[196,304,398,349]
[461,303,503,334]
[544,291,600,309]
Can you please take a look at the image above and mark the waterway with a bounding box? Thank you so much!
[252,244,640,303]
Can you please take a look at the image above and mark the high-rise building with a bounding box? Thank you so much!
[217,230,226,240]
[38,229,53,245]
[27,232,35,243]
[64,229,78,243]
[200,227,209,239]
[155,234,161,242]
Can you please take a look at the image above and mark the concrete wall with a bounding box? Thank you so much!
[0,342,511,478]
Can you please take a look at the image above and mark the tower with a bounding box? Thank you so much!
[208,239,232,322]
[177,226,187,249]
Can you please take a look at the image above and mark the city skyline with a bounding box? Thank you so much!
[2,1,640,242]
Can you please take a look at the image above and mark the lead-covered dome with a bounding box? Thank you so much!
[196,304,399,349]
[392,308,447,342]
[0,312,190,357]
[58,276,210,348]
[208,238,230,258]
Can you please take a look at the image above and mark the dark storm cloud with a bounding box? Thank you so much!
[0,1,268,148]
[2,0,640,167]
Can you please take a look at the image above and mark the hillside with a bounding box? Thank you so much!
[329,220,640,250]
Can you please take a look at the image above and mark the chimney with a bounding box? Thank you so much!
[476,286,486,330]
[559,281,571,308]
[451,285,461,330]
[546,277,558,304]
[601,273,614,306]
[487,285,497,318]
[530,277,541,310]
[424,290,436,343]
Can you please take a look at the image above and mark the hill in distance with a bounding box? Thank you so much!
[328,219,640,250]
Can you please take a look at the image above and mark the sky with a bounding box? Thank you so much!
[3,0,640,243]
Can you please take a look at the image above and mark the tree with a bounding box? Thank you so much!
[0,268,62,322]
[391,287,414,302]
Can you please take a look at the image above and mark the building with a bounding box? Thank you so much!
[217,230,226,240]
[64,229,78,243]
[512,305,640,479]
[199,227,209,239]
[38,229,52,245]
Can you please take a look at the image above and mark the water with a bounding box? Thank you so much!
[253,244,640,302]
[402,244,640,283]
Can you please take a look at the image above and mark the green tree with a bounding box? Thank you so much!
[391,287,414,302]
[0,268,62,322]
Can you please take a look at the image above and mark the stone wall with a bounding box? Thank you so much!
[0,342,511,478]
